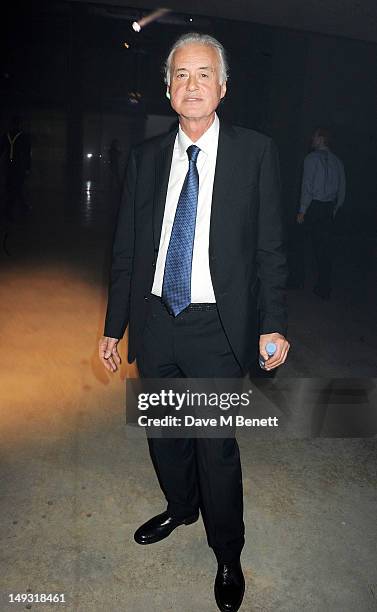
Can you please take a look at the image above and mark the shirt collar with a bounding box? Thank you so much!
[176,113,219,160]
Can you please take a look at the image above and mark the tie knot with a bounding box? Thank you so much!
[187,145,200,163]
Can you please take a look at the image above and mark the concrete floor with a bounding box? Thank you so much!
[1,187,376,611]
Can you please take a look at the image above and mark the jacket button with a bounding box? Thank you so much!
[144,296,149,301]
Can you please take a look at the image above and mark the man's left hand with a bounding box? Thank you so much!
[259,333,290,370]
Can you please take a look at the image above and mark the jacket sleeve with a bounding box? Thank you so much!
[256,137,288,336]
[103,149,137,339]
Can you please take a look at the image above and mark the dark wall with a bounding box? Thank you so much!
[1,1,376,229]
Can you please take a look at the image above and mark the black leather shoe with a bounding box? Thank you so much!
[134,510,199,545]
[214,560,245,612]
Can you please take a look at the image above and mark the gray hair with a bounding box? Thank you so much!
[164,32,229,86]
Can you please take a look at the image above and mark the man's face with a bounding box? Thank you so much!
[312,132,323,149]
[167,43,226,120]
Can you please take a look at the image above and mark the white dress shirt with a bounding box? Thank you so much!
[152,113,220,303]
[299,146,346,215]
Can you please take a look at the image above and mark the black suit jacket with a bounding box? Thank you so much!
[104,121,288,371]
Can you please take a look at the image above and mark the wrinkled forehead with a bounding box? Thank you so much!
[171,43,220,73]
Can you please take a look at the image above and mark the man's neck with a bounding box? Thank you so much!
[179,114,216,142]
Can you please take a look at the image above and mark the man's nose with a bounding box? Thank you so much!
[186,76,199,90]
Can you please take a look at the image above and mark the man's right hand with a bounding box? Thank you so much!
[99,336,121,372]
[296,212,305,224]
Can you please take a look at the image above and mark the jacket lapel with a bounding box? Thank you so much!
[153,130,177,252]
[209,122,238,257]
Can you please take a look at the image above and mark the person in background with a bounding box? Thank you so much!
[0,116,31,221]
[296,127,346,299]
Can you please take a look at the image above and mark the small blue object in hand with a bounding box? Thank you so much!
[259,342,277,369]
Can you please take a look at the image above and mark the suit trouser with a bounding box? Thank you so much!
[305,200,335,293]
[290,200,335,291]
[136,294,245,563]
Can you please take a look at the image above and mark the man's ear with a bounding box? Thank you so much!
[220,81,227,100]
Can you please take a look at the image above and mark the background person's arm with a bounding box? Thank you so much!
[297,154,316,221]
[334,158,346,217]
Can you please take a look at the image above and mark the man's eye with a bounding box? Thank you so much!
[200,73,209,78]
[177,73,187,79]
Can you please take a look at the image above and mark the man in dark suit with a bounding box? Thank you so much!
[99,33,290,612]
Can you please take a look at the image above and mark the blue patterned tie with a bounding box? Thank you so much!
[162,144,201,316]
